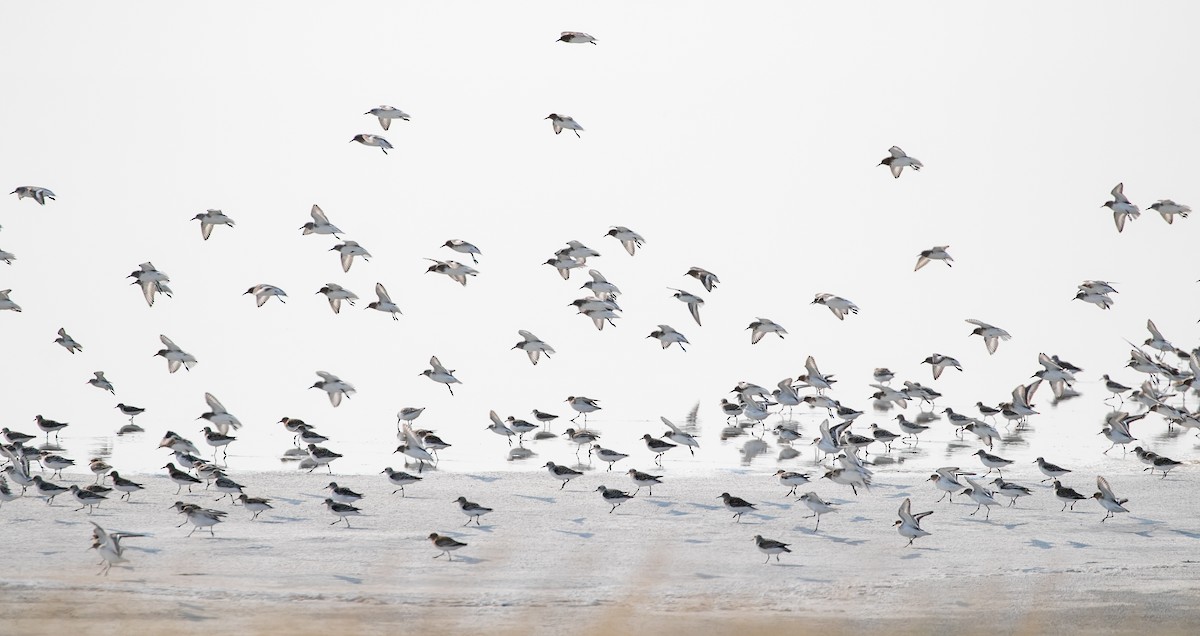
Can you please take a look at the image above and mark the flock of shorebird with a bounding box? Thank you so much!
[1,31,1196,574]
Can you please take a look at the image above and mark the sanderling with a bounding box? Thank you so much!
[331,240,371,272]
[545,254,584,280]
[108,471,144,501]
[311,370,356,406]
[90,523,145,575]
[31,476,69,505]
[11,185,55,205]
[212,474,247,502]
[0,247,12,265]
[115,403,145,423]
[1092,476,1129,521]
[2,427,36,445]
[1133,447,1181,479]
[879,146,922,178]
[486,410,516,446]
[40,452,75,479]
[563,428,600,456]
[973,450,1013,476]
[1100,411,1138,454]
[34,415,69,442]
[963,478,1000,519]
[582,269,621,300]
[895,498,933,547]
[512,330,555,365]
[424,258,479,286]
[0,289,20,312]
[365,105,410,130]
[441,239,480,263]
[1052,480,1087,511]
[88,458,112,484]
[243,284,287,307]
[381,467,423,496]
[589,445,628,470]
[1149,199,1190,224]
[154,334,197,373]
[565,396,601,425]
[544,462,583,489]
[965,319,1011,355]
[199,393,242,435]
[772,470,811,497]
[396,424,436,472]
[238,494,273,520]
[747,317,787,344]
[867,424,901,451]
[351,133,392,153]
[453,496,493,526]
[661,417,699,456]
[893,415,929,445]
[545,113,583,137]
[295,425,329,446]
[422,356,461,395]
[326,482,364,504]
[798,492,836,531]
[648,325,689,351]
[0,477,16,507]
[626,469,662,496]
[753,535,791,564]
[595,485,634,513]
[54,328,82,354]
[317,283,358,314]
[163,462,202,494]
[191,209,235,241]
[364,282,402,320]
[685,267,720,292]
[605,226,644,256]
[557,31,597,44]
[323,498,362,527]
[1102,182,1140,233]
[718,492,757,523]
[128,262,172,307]
[928,468,969,503]
[69,485,107,513]
[505,417,537,443]
[307,444,343,474]
[989,478,1033,507]
[301,204,343,236]
[921,353,962,380]
[88,371,115,394]
[812,293,858,321]
[429,533,467,560]
[641,434,676,466]
[914,245,953,271]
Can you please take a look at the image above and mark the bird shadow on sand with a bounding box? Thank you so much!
[756,501,791,511]
[334,574,363,585]
[686,502,721,511]
[178,603,214,622]
[272,496,304,506]
[447,555,485,565]
[466,524,497,534]
[643,499,673,508]
[515,494,556,504]
[796,528,866,545]
[1029,539,1053,549]
[1170,529,1200,540]
[554,529,594,539]
[1067,541,1090,549]
[259,515,306,523]
[466,475,501,483]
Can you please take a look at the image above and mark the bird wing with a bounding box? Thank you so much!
[1147,319,1164,341]
[660,416,682,434]
[914,255,930,271]
[340,251,354,272]
[985,336,999,355]
[168,359,182,374]
[140,280,158,306]
[311,204,330,225]
[160,334,179,350]
[889,146,906,158]
[489,410,504,427]
[588,269,608,283]
[379,117,391,131]
[898,498,915,524]
[1113,210,1126,233]
[1111,182,1129,204]
[204,393,227,414]
[750,326,765,344]
[201,222,213,240]
[375,283,391,304]
[518,330,538,343]
[1097,475,1117,501]
[430,356,448,374]
[889,163,903,179]
[965,318,994,330]
[805,355,820,378]
[316,370,340,382]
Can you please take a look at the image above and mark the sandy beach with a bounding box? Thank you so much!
[3,462,1199,635]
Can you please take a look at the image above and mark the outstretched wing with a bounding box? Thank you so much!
[204,392,228,414]
[311,204,331,225]
[660,416,682,434]
[1097,475,1117,501]
[1147,319,1164,341]
[375,283,391,304]
[160,334,179,350]
[430,356,448,374]
[518,330,538,343]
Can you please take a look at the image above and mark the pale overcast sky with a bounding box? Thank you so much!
[1,2,1197,469]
